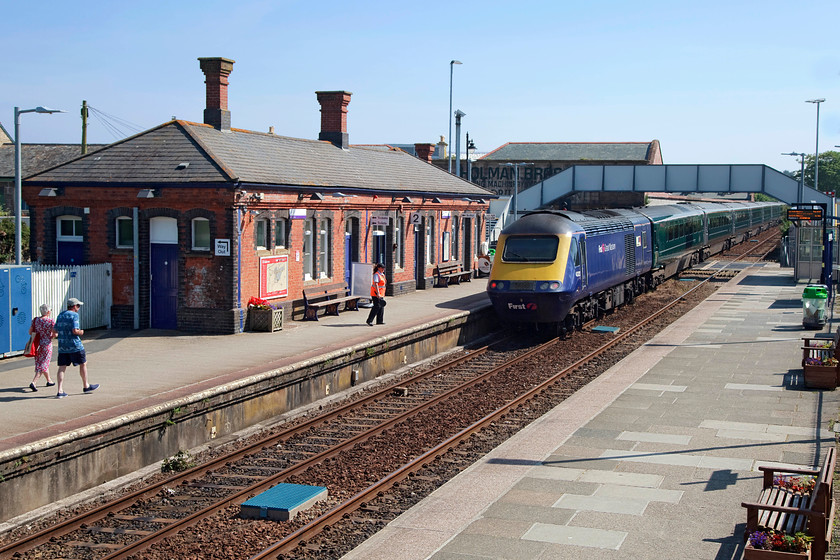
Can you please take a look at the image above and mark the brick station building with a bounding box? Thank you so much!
[24,57,494,334]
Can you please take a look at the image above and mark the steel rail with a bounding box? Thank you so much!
[250,232,782,558]
[0,344,497,559]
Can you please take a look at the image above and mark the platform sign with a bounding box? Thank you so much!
[788,204,824,223]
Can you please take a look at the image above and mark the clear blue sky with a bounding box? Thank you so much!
[3,0,838,174]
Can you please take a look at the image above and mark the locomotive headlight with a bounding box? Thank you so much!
[549,281,560,290]
[539,282,550,290]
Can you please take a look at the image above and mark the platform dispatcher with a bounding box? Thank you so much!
[366,263,387,326]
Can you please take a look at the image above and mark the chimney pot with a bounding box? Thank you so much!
[198,57,235,130]
[316,91,352,149]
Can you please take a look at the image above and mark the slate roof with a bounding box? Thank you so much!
[28,121,494,198]
[480,142,658,162]
[0,144,106,179]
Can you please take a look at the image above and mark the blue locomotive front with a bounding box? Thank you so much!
[487,210,653,327]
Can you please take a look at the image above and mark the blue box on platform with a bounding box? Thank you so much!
[0,266,33,358]
[240,483,328,521]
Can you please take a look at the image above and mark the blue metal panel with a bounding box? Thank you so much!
[10,267,32,352]
[583,230,631,294]
[0,269,9,355]
[241,483,327,512]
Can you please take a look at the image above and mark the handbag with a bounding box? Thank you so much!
[24,332,39,357]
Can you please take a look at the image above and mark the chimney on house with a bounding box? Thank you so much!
[198,57,235,131]
[316,91,352,149]
[414,143,435,163]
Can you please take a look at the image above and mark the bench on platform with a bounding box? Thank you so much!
[801,328,840,389]
[802,328,840,362]
[741,447,836,559]
[302,282,361,321]
[434,262,472,288]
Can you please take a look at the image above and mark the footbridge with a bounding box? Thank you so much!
[495,164,827,229]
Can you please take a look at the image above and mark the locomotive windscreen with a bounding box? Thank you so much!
[502,236,559,262]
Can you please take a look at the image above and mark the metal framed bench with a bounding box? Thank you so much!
[302,282,361,321]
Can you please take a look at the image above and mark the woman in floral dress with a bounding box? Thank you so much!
[28,304,57,392]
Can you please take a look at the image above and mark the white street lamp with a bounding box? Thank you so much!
[14,106,64,265]
[448,60,462,173]
[806,98,825,193]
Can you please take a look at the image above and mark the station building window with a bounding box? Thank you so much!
[318,218,331,279]
[255,219,269,250]
[303,218,314,281]
[275,218,289,249]
[116,216,133,249]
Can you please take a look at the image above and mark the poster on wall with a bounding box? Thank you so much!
[260,255,289,299]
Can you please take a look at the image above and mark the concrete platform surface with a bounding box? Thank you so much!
[0,280,490,455]
[343,263,840,560]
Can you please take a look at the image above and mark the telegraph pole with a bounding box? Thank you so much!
[81,100,88,155]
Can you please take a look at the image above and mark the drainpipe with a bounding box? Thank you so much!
[237,206,244,332]
[133,207,139,330]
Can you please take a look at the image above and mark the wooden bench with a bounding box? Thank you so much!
[741,447,836,559]
[802,328,840,362]
[302,282,361,321]
[434,262,472,288]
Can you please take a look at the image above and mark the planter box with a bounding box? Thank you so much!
[249,308,283,332]
[802,364,837,390]
[744,546,809,560]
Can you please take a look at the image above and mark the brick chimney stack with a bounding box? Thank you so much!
[198,57,235,131]
[316,91,352,149]
[414,143,435,163]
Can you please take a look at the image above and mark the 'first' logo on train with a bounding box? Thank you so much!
[598,242,617,253]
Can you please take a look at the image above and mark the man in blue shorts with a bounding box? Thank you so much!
[54,298,99,399]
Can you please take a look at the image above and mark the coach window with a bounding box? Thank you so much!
[191,218,210,251]
[116,216,133,249]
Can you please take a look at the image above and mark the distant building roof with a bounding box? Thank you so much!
[0,144,106,179]
[481,141,661,163]
[27,121,494,198]
[0,122,11,144]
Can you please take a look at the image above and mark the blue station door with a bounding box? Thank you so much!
[150,217,178,330]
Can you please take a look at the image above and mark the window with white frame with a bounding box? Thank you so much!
[116,216,133,248]
[274,218,288,249]
[191,217,210,251]
[318,218,331,278]
[58,216,83,241]
[442,230,451,261]
[255,219,268,250]
[453,216,460,261]
[303,218,314,280]
[425,216,434,265]
[395,217,404,269]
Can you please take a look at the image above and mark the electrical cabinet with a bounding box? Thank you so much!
[0,266,33,357]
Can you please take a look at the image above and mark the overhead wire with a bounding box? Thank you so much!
[87,105,146,141]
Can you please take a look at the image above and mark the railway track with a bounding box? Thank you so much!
[0,229,781,560]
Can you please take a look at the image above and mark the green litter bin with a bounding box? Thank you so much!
[802,284,828,329]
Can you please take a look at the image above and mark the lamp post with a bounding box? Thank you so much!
[466,134,476,183]
[782,152,807,204]
[504,162,533,222]
[806,98,825,193]
[454,110,465,178]
[448,60,462,173]
[14,106,64,265]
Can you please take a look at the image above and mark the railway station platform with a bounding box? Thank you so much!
[0,279,493,526]
[344,262,840,560]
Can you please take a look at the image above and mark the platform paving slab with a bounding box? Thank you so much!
[342,264,840,560]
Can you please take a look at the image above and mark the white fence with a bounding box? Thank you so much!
[31,263,112,329]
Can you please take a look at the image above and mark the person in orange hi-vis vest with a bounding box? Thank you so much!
[366,263,386,326]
